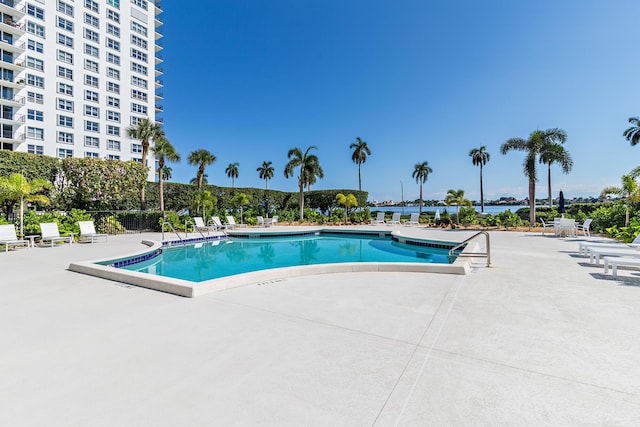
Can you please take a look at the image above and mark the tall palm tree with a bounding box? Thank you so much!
[500,128,567,225]
[350,137,371,192]
[151,132,180,211]
[469,146,490,213]
[257,161,274,190]
[225,162,239,188]
[188,149,216,190]
[445,189,471,224]
[162,166,172,181]
[127,118,163,209]
[539,142,573,208]
[623,117,640,146]
[412,161,433,215]
[284,146,324,221]
[0,173,50,235]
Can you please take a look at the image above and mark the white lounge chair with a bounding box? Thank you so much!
[371,212,385,225]
[540,218,554,235]
[578,233,640,256]
[604,256,640,278]
[270,215,278,226]
[211,216,231,230]
[576,218,592,237]
[588,246,640,265]
[78,221,108,243]
[403,212,420,226]
[256,216,265,227]
[193,217,215,234]
[0,224,30,252]
[386,212,401,225]
[40,222,73,247]
[226,216,247,229]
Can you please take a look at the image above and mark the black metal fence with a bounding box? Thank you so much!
[86,211,165,234]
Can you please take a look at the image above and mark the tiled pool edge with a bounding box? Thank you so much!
[68,231,474,298]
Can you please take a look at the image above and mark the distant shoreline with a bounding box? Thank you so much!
[371,205,530,215]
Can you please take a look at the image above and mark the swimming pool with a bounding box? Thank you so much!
[119,233,460,282]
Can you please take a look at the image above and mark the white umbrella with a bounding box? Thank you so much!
[434,209,440,220]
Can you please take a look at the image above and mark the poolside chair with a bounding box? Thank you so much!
[540,218,554,235]
[0,224,30,252]
[211,216,231,231]
[226,216,247,229]
[386,212,401,225]
[40,222,73,247]
[576,218,592,237]
[78,221,108,243]
[371,212,385,225]
[604,256,640,278]
[403,212,420,226]
[588,246,640,265]
[192,217,215,234]
[256,216,265,227]
[578,233,640,256]
[270,216,278,226]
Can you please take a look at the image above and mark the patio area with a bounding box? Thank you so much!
[1,229,639,425]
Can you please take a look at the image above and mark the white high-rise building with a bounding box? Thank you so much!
[0,0,163,179]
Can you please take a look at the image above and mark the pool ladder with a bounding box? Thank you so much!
[161,221,185,244]
[448,230,491,267]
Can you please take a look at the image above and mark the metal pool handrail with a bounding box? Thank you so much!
[161,221,184,243]
[448,230,491,267]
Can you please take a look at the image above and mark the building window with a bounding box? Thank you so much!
[85,152,99,158]
[57,131,74,144]
[57,50,74,64]
[84,105,99,118]
[28,144,44,155]
[84,136,100,147]
[27,109,43,121]
[131,49,147,63]
[28,92,44,104]
[130,116,143,126]
[57,98,74,111]
[107,0,120,9]
[131,35,147,50]
[27,22,46,38]
[131,89,147,101]
[106,110,120,122]
[57,0,74,17]
[58,115,73,127]
[131,62,147,75]
[84,13,99,28]
[107,96,120,107]
[107,154,120,160]
[84,44,99,58]
[85,90,99,102]
[106,38,120,51]
[131,76,147,89]
[84,28,99,43]
[132,0,148,11]
[85,75,99,88]
[58,148,73,158]
[57,33,74,48]
[84,0,99,13]
[26,5,45,20]
[131,21,147,37]
[57,66,73,80]
[107,67,120,80]
[85,121,99,132]
[26,74,44,88]
[28,39,44,53]
[84,59,99,73]
[107,81,120,93]
[57,82,73,96]
[56,16,74,33]
[107,23,120,38]
[107,125,120,136]
[26,56,44,71]
[131,143,143,154]
[27,127,44,140]
[107,139,120,151]
[131,103,147,115]
[107,9,120,23]
[107,52,120,65]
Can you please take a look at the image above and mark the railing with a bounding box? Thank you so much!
[449,230,491,267]
[161,220,184,243]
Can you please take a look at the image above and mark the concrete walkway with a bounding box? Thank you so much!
[1,230,639,426]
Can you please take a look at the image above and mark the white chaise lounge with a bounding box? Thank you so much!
[193,217,215,233]
[603,256,640,278]
[40,222,73,247]
[371,212,385,225]
[588,246,640,265]
[386,212,401,225]
[226,216,247,229]
[78,220,108,243]
[579,234,640,256]
[0,224,30,252]
[403,212,420,226]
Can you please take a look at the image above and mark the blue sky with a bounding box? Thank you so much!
[159,0,640,203]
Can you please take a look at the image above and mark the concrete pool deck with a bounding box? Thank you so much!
[1,227,640,425]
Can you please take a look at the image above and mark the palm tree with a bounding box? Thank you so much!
[225,162,239,188]
[192,190,216,219]
[0,173,50,235]
[623,117,640,146]
[190,174,208,186]
[600,173,640,227]
[162,166,172,181]
[539,142,573,208]
[257,161,274,190]
[127,118,163,209]
[151,132,180,211]
[188,149,216,190]
[350,137,371,192]
[500,128,567,225]
[284,146,324,221]
[445,189,472,224]
[469,146,490,213]
[412,161,433,215]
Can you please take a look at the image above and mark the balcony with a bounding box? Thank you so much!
[155,92,163,100]
[0,18,25,36]
[0,75,24,89]
[155,79,163,88]
[0,38,24,54]
[0,112,23,124]
[0,57,24,72]
[0,94,24,106]
[155,53,163,64]
[155,67,163,77]
[155,104,163,113]
[0,131,25,145]
[0,1,25,18]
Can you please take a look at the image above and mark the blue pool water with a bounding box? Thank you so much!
[120,233,459,282]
